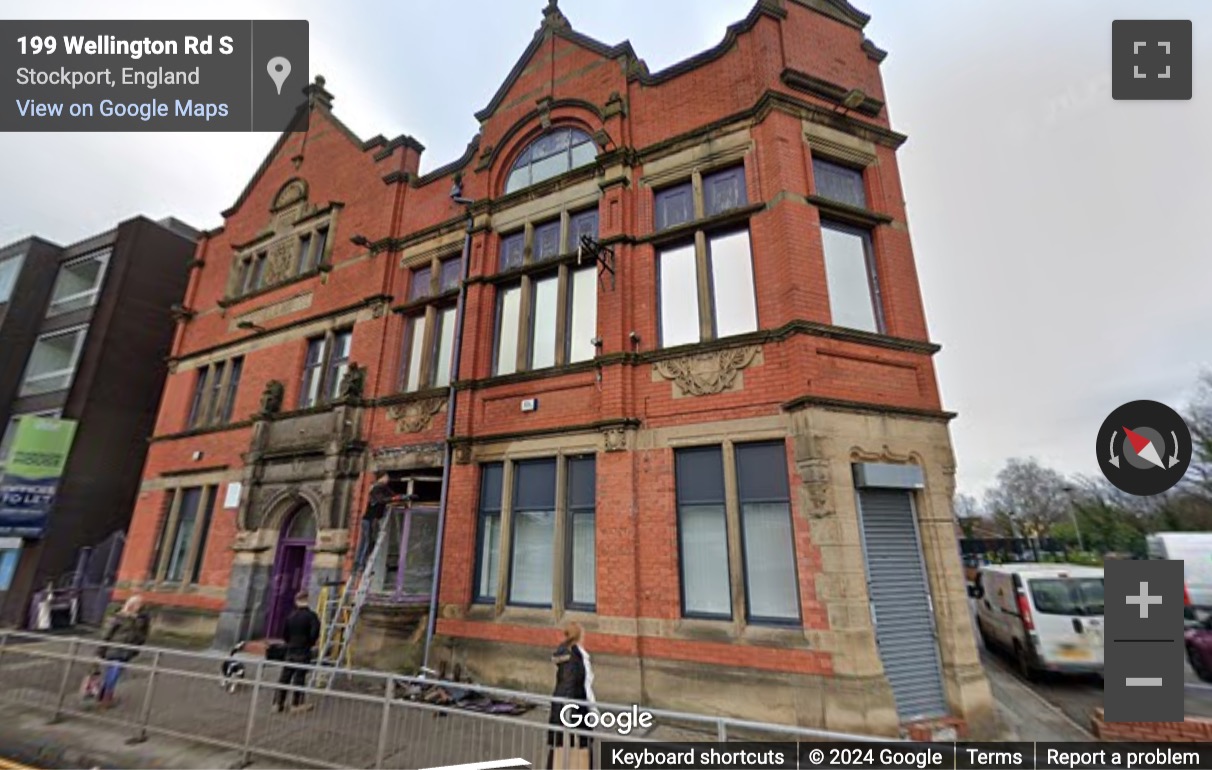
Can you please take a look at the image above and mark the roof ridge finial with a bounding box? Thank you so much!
[542,0,570,29]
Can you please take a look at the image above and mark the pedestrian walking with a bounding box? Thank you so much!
[353,472,394,573]
[95,594,151,708]
[546,621,596,769]
[273,592,321,714]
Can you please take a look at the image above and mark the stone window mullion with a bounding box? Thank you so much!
[551,455,569,616]
[419,305,439,387]
[155,488,184,583]
[517,276,534,372]
[553,264,571,367]
[720,441,747,626]
[495,459,515,615]
[693,230,713,342]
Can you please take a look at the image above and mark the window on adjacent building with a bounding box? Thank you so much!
[0,410,61,469]
[812,158,867,209]
[154,486,217,585]
[299,328,353,408]
[20,325,88,396]
[400,254,462,392]
[47,249,110,317]
[0,254,24,304]
[186,356,244,429]
[504,127,597,195]
[474,463,504,603]
[492,209,599,375]
[474,455,595,610]
[675,441,800,624]
[654,167,757,347]
[820,222,883,334]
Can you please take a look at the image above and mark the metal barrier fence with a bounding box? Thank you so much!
[0,630,895,768]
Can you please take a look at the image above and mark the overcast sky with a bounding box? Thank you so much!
[3,1,1209,498]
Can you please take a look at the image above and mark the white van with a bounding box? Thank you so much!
[1146,533,1212,610]
[973,564,1104,680]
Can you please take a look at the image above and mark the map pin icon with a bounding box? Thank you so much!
[267,56,291,95]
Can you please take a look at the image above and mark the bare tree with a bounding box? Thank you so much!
[983,458,1071,541]
[953,492,982,538]
[1187,371,1212,495]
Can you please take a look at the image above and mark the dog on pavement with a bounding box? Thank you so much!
[220,641,247,693]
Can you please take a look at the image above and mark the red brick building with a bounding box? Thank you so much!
[116,0,995,736]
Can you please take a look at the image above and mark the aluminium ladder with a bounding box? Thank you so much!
[313,505,396,688]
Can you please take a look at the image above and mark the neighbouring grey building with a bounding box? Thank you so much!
[0,216,198,627]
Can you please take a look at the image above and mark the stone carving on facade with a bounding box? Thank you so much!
[373,442,444,471]
[259,380,285,416]
[387,397,445,433]
[338,364,366,401]
[601,426,628,453]
[653,345,761,397]
[453,444,472,465]
[850,444,913,465]
[262,238,296,285]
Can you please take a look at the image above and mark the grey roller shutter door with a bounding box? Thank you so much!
[857,488,949,721]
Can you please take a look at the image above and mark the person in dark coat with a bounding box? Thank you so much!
[273,592,321,713]
[546,621,595,769]
[353,473,394,573]
[96,595,151,707]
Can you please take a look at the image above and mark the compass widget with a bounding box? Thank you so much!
[1097,400,1192,496]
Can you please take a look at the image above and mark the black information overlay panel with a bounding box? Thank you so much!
[1,20,308,131]
[598,742,1212,770]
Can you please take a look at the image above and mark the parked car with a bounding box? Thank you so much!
[1185,616,1212,682]
[973,563,1104,680]
[1146,533,1212,611]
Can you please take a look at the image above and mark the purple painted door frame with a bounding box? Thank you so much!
[265,509,315,638]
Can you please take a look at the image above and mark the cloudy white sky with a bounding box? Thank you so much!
[2,1,1209,497]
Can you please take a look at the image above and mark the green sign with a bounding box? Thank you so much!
[0,416,78,538]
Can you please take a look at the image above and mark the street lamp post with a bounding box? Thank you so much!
[1062,485,1086,554]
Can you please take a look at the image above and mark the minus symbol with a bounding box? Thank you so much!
[1125,678,1163,687]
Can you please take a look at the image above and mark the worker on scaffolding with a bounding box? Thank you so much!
[353,472,394,573]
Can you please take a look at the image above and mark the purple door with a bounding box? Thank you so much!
[265,507,316,638]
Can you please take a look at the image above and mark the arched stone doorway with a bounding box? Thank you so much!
[265,503,316,638]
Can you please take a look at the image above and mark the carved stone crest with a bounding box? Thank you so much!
[259,380,285,416]
[601,427,627,452]
[453,444,472,465]
[653,345,761,397]
[387,397,445,433]
[262,239,295,285]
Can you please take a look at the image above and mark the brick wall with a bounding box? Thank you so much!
[1092,708,1212,741]
[118,0,948,690]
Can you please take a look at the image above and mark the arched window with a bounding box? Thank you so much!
[504,127,596,194]
[284,505,316,541]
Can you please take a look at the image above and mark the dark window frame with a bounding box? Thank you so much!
[564,455,597,612]
[674,441,801,626]
[653,165,757,348]
[187,356,244,430]
[492,206,600,376]
[506,458,559,609]
[811,157,868,209]
[400,252,461,393]
[473,463,505,604]
[504,127,597,195]
[674,445,734,621]
[819,219,886,334]
[155,485,217,586]
[299,327,354,409]
[734,441,802,626]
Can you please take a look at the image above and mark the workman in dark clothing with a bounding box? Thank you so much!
[353,472,394,573]
[273,593,321,713]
